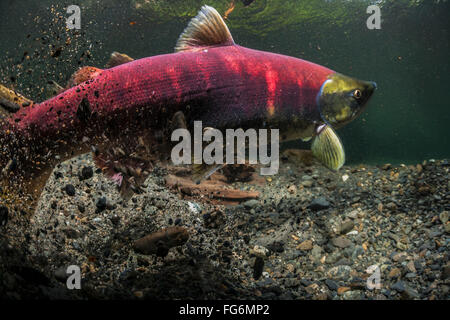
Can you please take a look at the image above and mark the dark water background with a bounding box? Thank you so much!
[0,0,449,165]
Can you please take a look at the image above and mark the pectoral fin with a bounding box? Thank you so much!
[311,125,345,171]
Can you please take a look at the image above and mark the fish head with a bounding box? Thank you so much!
[316,73,376,128]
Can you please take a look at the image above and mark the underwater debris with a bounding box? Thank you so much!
[133,226,189,257]
[165,174,259,202]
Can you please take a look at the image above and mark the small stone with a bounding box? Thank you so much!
[332,236,352,248]
[96,197,107,212]
[250,245,269,258]
[301,180,313,188]
[243,199,259,209]
[325,279,338,291]
[405,261,416,273]
[62,227,80,239]
[0,205,8,227]
[441,265,450,280]
[439,211,449,224]
[64,184,76,196]
[308,197,330,211]
[80,166,94,180]
[297,239,313,251]
[382,163,391,170]
[391,252,408,262]
[54,267,67,283]
[267,241,284,253]
[386,202,397,211]
[416,164,423,173]
[337,287,351,295]
[342,290,362,300]
[388,268,402,278]
[133,291,144,298]
[402,286,420,299]
[391,281,405,293]
[347,210,359,219]
[253,257,264,280]
[340,220,354,234]
[327,265,353,281]
[110,215,120,226]
[287,185,297,194]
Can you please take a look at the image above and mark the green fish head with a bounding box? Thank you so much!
[316,73,376,128]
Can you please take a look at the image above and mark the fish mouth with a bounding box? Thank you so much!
[317,73,377,128]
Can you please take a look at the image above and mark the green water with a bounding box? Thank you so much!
[0,0,449,165]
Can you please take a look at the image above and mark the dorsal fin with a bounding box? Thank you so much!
[175,5,235,52]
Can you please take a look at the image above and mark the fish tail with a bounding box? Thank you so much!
[0,116,51,217]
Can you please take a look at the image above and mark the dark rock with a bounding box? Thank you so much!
[391,281,405,293]
[0,205,8,227]
[77,204,85,213]
[80,166,94,180]
[96,197,107,212]
[62,227,81,239]
[110,215,120,226]
[54,267,68,283]
[308,197,330,211]
[64,184,76,196]
[253,257,264,280]
[267,241,284,253]
[325,279,338,291]
[401,286,420,299]
[441,265,450,280]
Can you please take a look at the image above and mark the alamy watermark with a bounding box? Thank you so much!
[367,5,381,30]
[171,121,280,175]
[66,265,81,289]
[66,5,81,30]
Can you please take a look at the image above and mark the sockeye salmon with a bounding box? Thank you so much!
[0,5,376,215]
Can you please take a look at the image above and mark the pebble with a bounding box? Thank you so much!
[325,279,338,291]
[79,166,94,180]
[243,199,259,209]
[287,185,297,194]
[96,197,107,212]
[332,236,352,248]
[64,184,76,196]
[391,281,405,293]
[340,220,354,234]
[402,286,420,299]
[0,205,8,227]
[250,245,269,258]
[388,268,402,278]
[297,239,313,251]
[301,180,313,188]
[54,266,67,283]
[439,211,448,224]
[253,257,264,280]
[308,197,330,211]
[327,265,353,281]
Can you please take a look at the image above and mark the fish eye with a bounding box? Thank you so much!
[353,89,362,99]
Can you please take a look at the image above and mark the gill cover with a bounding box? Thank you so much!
[317,73,376,128]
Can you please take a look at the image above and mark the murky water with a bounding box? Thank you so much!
[0,0,449,165]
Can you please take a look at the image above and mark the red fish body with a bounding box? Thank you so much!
[9,45,333,141]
